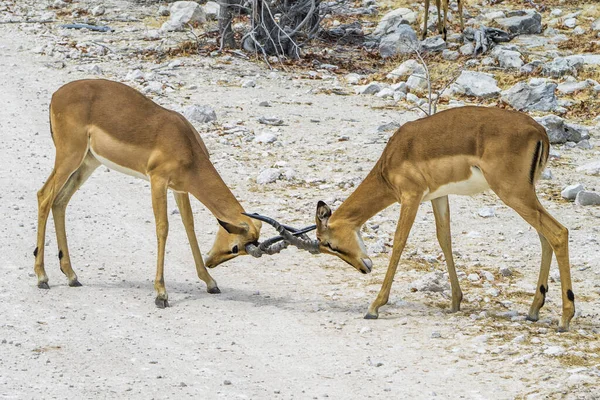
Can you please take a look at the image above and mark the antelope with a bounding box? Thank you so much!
[422,0,464,41]
[34,79,287,307]
[250,106,576,332]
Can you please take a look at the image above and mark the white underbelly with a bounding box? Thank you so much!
[422,167,489,202]
[89,147,149,181]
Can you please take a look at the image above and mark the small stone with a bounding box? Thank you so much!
[576,161,600,176]
[406,74,427,92]
[575,191,600,206]
[386,60,424,80]
[223,380,232,385]
[241,79,256,88]
[345,73,362,85]
[360,326,372,334]
[541,169,553,180]
[356,82,383,95]
[467,273,480,282]
[406,93,419,104]
[256,168,281,184]
[91,5,105,16]
[561,184,584,200]
[254,132,277,144]
[499,267,512,277]
[480,270,494,281]
[442,49,459,61]
[543,346,565,356]
[376,88,395,98]
[161,1,206,31]
[431,331,441,338]
[563,18,577,29]
[478,207,495,218]
[258,101,271,107]
[258,116,284,126]
[158,5,170,16]
[183,105,217,123]
[409,271,449,292]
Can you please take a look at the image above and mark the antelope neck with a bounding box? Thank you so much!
[330,165,394,228]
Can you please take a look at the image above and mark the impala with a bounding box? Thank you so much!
[34,79,285,307]
[250,106,575,332]
[422,0,464,41]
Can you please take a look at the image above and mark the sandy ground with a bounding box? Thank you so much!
[1,1,599,398]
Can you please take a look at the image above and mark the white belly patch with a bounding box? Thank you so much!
[422,167,489,202]
[89,147,149,181]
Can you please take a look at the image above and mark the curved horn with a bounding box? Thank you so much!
[245,239,289,258]
[243,213,320,254]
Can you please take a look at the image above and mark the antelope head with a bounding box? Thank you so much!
[244,201,373,274]
[204,214,311,268]
[204,218,262,268]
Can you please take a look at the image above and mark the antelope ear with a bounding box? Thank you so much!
[316,201,331,228]
[218,220,248,235]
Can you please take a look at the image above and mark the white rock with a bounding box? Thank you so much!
[91,5,105,16]
[203,1,220,20]
[406,74,427,92]
[567,373,594,387]
[126,69,145,81]
[183,105,217,123]
[376,88,395,98]
[241,79,256,88]
[406,93,420,104]
[373,8,418,37]
[161,1,206,31]
[563,18,577,29]
[481,270,495,281]
[575,161,600,176]
[561,184,584,200]
[345,73,362,85]
[144,81,163,94]
[543,346,565,356]
[478,207,495,218]
[450,71,501,98]
[386,60,425,80]
[409,271,449,292]
[254,132,277,144]
[575,191,600,206]
[355,82,383,95]
[256,169,281,184]
[158,5,170,16]
[467,273,480,282]
[282,168,297,181]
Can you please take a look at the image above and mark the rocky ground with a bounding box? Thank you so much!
[0,0,599,398]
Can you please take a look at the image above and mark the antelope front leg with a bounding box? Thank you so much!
[365,197,420,319]
[151,177,170,308]
[422,0,431,40]
[527,233,552,321]
[173,192,220,294]
[431,196,462,312]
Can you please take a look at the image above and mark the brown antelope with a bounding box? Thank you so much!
[251,106,575,332]
[34,79,286,307]
[422,0,464,41]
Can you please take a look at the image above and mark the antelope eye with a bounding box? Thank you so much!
[232,245,239,254]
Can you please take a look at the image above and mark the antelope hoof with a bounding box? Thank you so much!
[364,312,379,320]
[69,279,83,287]
[557,325,569,333]
[526,314,539,322]
[449,305,460,313]
[207,286,221,294]
[38,282,50,289]
[155,296,170,309]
